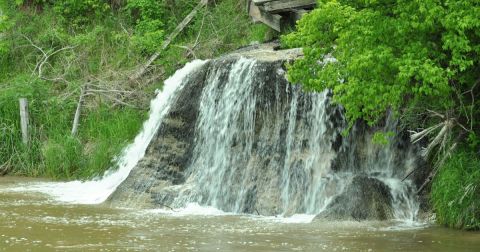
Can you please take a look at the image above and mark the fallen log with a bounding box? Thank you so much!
[71,85,87,136]
[130,0,209,80]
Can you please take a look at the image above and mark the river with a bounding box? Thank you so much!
[1,177,478,251]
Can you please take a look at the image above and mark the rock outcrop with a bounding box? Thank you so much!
[108,43,425,221]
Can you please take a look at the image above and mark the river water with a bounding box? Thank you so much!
[1,177,479,252]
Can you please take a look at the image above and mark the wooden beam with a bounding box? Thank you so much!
[263,0,316,13]
[19,98,29,145]
[293,9,308,21]
[252,0,275,5]
[249,3,282,32]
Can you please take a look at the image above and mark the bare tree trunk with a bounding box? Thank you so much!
[71,85,87,136]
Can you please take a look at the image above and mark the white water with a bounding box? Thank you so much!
[159,58,419,222]
[5,57,420,225]
[141,203,230,217]
[7,60,208,204]
[173,58,259,211]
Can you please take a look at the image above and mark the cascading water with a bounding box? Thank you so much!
[7,60,208,204]
[8,47,423,222]
[109,55,421,222]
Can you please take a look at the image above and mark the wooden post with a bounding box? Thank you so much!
[263,0,317,13]
[71,85,86,136]
[19,98,29,145]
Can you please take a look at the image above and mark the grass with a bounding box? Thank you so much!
[431,150,480,230]
[0,0,271,180]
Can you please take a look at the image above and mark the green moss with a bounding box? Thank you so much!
[432,151,480,230]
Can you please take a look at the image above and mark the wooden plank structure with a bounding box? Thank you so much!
[248,0,316,32]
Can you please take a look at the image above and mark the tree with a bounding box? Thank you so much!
[283,0,480,229]
[283,0,479,138]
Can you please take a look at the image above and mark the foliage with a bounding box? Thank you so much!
[372,131,394,145]
[283,0,479,129]
[432,150,480,230]
[126,0,166,54]
[0,0,146,179]
[53,0,111,29]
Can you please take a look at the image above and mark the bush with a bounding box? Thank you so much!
[126,0,166,54]
[54,0,112,29]
[432,151,480,230]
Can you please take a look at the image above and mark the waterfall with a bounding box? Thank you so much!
[123,57,418,221]
[8,60,208,204]
[8,54,421,222]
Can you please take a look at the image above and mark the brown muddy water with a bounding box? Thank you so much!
[0,177,479,252]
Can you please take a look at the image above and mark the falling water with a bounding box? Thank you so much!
[150,57,419,221]
[7,60,208,204]
[7,55,420,222]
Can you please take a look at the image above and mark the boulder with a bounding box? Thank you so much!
[317,176,394,220]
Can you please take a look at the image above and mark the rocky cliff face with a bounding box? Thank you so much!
[109,43,426,221]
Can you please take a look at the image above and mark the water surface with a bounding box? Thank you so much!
[1,177,478,251]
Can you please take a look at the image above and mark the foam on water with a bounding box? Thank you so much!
[139,204,316,223]
[141,203,230,217]
[259,214,317,224]
[6,60,208,204]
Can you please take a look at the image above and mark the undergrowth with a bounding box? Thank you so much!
[0,0,269,179]
[431,151,480,230]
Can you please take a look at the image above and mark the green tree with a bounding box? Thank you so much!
[283,0,479,129]
[283,0,480,229]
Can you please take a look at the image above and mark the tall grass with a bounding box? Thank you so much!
[0,74,145,179]
[431,151,480,230]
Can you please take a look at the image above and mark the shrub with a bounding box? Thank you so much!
[54,0,111,29]
[126,0,166,54]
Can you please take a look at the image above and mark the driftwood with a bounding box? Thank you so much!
[402,167,417,182]
[159,203,178,212]
[0,156,13,176]
[19,98,29,144]
[71,85,87,136]
[130,0,209,80]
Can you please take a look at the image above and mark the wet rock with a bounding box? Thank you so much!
[317,176,394,220]
[107,62,210,206]
[108,44,426,220]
